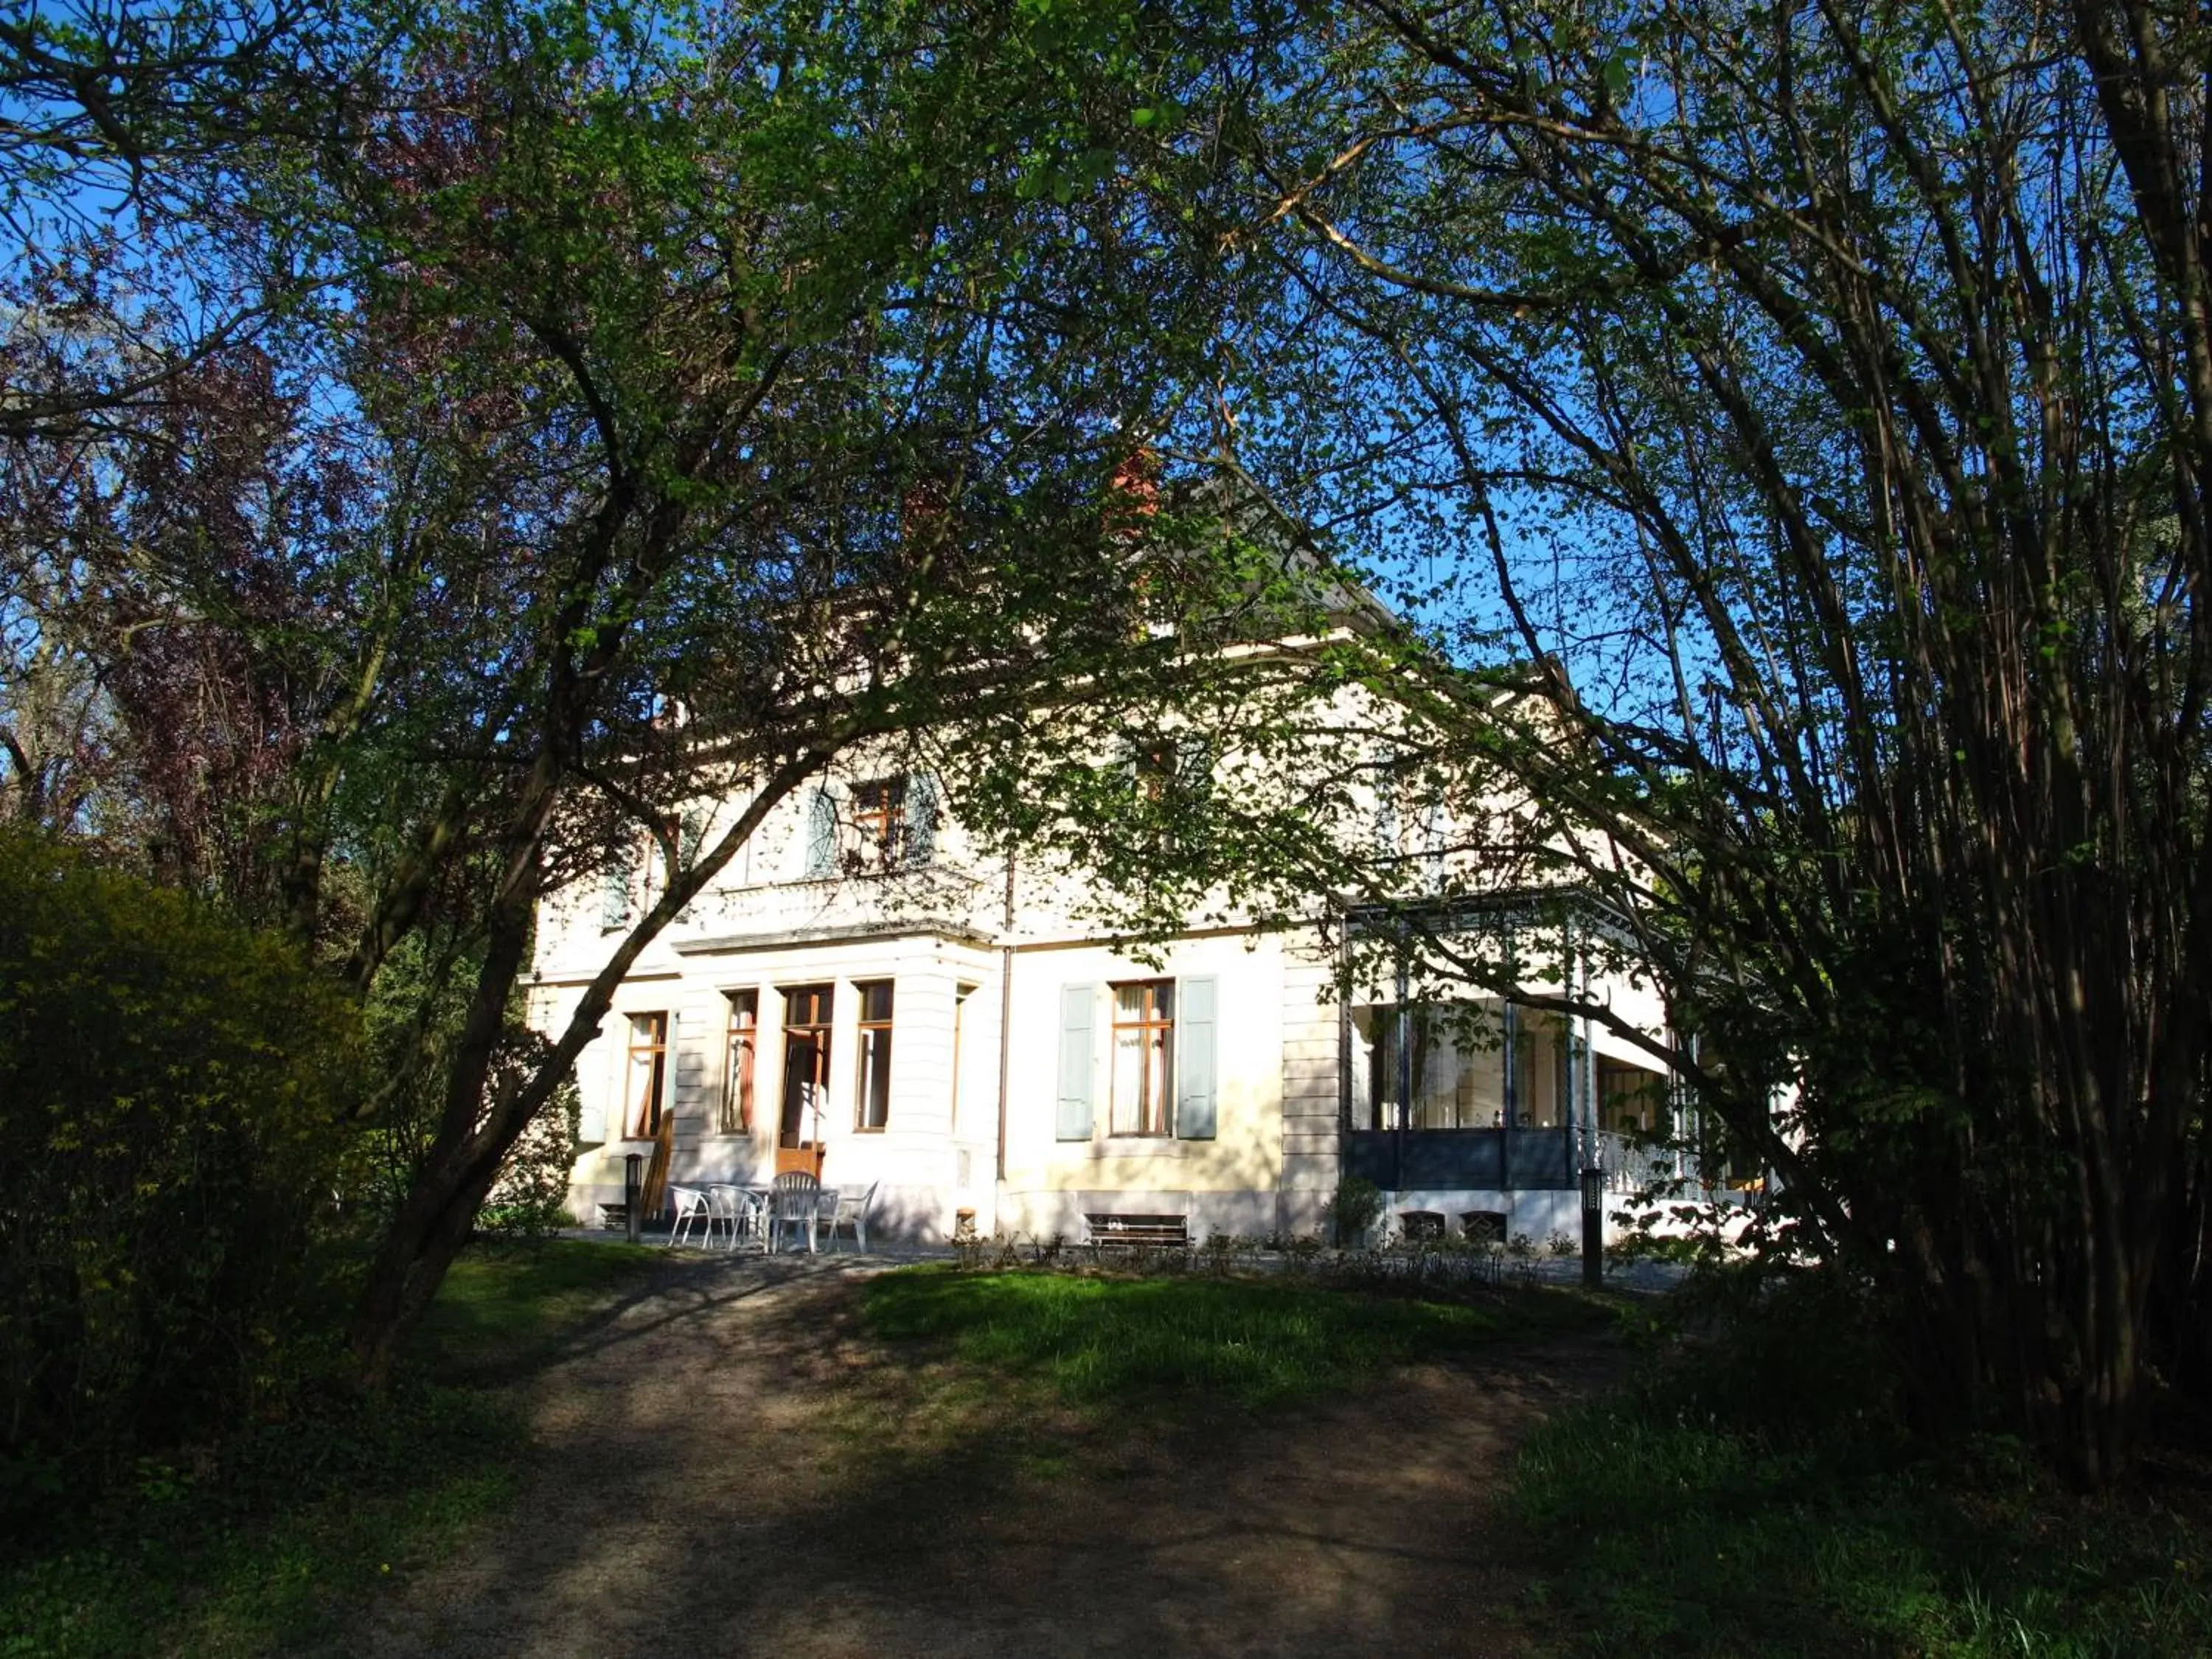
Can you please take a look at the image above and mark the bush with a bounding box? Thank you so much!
[1324,1175,1384,1245]
[475,1040,581,1239]
[0,832,360,1507]
[347,934,577,1240]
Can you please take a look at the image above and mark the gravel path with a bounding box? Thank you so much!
[329,1256,1624,1658]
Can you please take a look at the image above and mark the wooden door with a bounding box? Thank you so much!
[777,985,832,1175]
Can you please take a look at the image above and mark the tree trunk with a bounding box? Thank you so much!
[345,751,824,1388]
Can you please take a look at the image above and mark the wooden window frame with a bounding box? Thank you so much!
[851,777,907,870]
[779,984,834,1150]
[1133,740,1175,802]
[720,990,757,1135]
[1108,979,1175,1138]
[625,1011,669,1139]
[854,979,894,1130]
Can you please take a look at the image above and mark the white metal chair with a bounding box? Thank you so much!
[769,1172,821,1254]
[823,1180,878,1253]
[668,1184,715,1248]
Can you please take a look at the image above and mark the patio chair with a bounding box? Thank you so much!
[706,1183,759,1253]
[769,1171,821,1254]
[668,1184,715,1248]
[823,1180,878,1253]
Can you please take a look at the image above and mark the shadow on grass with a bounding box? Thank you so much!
[420,1241,877,1388]
[0,1237,717,1659]
[1503,1281,2212,1659]
[859,1263,1613,1418]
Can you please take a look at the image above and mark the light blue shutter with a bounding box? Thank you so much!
[676,810,704,919]
[803,788,837,878]
[599,839,636,931]
[905,773,939,866]
[1176,975,1217,1139]
[1373,747,1399,859]
[1175,736,1214,800]
[1055,983,1095,1141]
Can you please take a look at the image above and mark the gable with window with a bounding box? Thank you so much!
[1054,975,1217,1143]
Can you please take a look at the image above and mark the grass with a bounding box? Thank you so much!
[828,1265,1618,1551]
[0,1238,659,1658]
[860,1265,1607,1417]
[1505,1281,2212,1658]
[414,1237,661,1379]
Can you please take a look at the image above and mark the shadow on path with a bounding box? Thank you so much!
[334,1256,1624,1659]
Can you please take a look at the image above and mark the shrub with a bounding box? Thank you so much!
[347,935,578,1241]
[0,832,360,1506]
[1324,1175,1384,1245]
[475,1041,582,1239]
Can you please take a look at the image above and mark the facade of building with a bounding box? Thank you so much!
[529,731,1680,1245]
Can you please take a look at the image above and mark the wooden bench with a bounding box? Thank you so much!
[1085,1213,1190,1251]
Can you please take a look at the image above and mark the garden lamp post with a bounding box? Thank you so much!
[624,1152,644,1245]
[1580,1161,1604,1287]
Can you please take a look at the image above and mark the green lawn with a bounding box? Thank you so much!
[1506,1322,2212,1658]
[860,1265,1608,1416]
[414,1237,662,1379]
[0,1239,658,1659]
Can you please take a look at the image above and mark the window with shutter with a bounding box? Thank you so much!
[851,778,907,868]
[1109,980,1175,1136]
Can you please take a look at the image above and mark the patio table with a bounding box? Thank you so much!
[705,1183,771,1253]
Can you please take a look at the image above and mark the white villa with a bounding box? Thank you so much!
[527,678,1688,1248]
